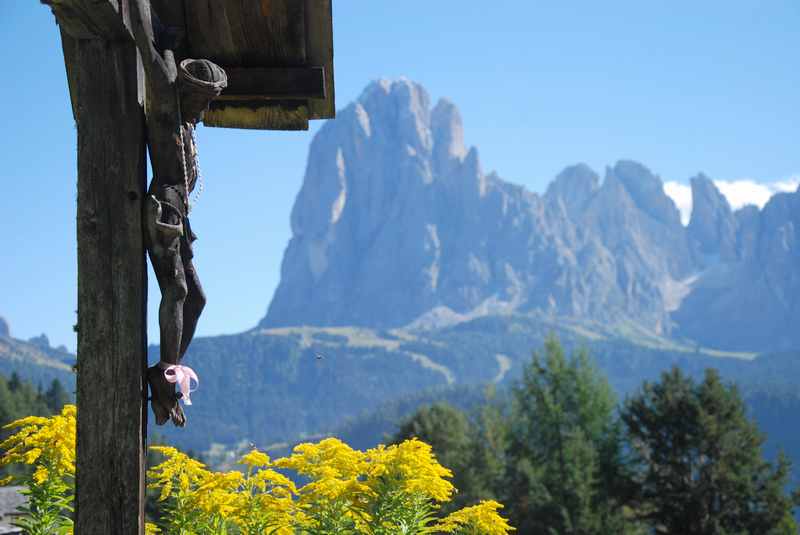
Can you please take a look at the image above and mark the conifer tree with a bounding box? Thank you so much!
[44,379,71,412]
[621,367,799,535]
[393,402,481,512]
[504,336,636,534]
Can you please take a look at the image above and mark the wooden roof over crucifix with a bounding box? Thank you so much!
[49,0,335,130]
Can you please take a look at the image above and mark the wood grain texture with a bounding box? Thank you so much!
[185,0,306,66]
[72,36,147,535]
[59,28,79,120]
[43,2,98,39]
[43,0,132,40]
[184,0,240,65]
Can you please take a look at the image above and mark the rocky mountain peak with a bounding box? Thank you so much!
[607,160,682,227]
[0,316,9,338]
[264,81,698,334]
[431,98,467,174]
[262,79,800,352]
[357,78,433,153]
[687,174,737,262]
[266,79,497,328]
[545,163,599,218]
[28,333,50,349]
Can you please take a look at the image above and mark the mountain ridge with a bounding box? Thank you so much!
[262,78,800,352]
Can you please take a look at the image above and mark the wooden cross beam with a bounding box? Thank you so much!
[42,1,147,533]
[41,1,335,532]
[43,0,147,535]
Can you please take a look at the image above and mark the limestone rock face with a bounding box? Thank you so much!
[262,80,681,333]
[673,189,800,350]
[0,317,9,338]
[576,161,694,333]
[28,334,50,349]
[264,79,561,327]
[261,78,800,351]
[687,174,738,263]
[545,163,599,220]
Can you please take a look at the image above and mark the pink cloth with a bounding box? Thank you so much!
[163,364,199,405]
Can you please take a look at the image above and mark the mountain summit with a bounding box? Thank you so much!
[261,79,800,352]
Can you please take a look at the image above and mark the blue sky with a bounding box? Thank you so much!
[1,1,798,351]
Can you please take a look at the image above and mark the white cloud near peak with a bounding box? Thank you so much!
[663,177,800,225]
[663,182,693,225]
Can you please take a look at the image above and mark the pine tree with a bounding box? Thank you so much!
[621,366,799,535]
[392,402,482,511]
[504,336,636,534]
[44,379,72,412]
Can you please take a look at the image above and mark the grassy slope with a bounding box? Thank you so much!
[0,336,75,391]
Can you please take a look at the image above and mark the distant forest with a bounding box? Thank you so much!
[385,337,800,535]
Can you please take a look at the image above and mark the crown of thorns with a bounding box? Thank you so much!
[178,58,228,96]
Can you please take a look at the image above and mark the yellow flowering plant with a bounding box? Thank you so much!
[360,439,455,534]
[229,449,296,534]
[2,407,514,535]
[433,501,515,535]
[274,437,372,533]
[0,405,76,535]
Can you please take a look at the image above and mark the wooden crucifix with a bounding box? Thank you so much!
[40,0,333,533]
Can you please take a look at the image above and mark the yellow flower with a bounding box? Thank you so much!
[227,462,297,535]
[274,437,366,480]
[0,408,515,535]
[238,448,271,468]
[249,467,297,494]
[33,466,49,485]
[365,439,455,502]
[0,404,76,479]
[191,470,243,518]
[435,500,515,535]
[147,445,210,502]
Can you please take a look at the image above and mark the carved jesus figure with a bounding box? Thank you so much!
[145,58,227,426]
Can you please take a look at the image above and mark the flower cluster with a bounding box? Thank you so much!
[0,404,76,484]
[1,407,514,534]
[148,437,512,534]
[0,405,76,535]
[434,501,515,535]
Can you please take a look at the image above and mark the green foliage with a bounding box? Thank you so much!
[621,367,799,535]
[0,373,52,426]
[338,384,491,452]
[44,380,71,415]
[13,477,74,535]
[392,401,505,513]
[0,374,72,479]
[390,338,641,534]
[154,332,449,451]
[388,338,800,534]
[503,336,634,535]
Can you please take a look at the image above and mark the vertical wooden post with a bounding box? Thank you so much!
[68,31,148,534]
